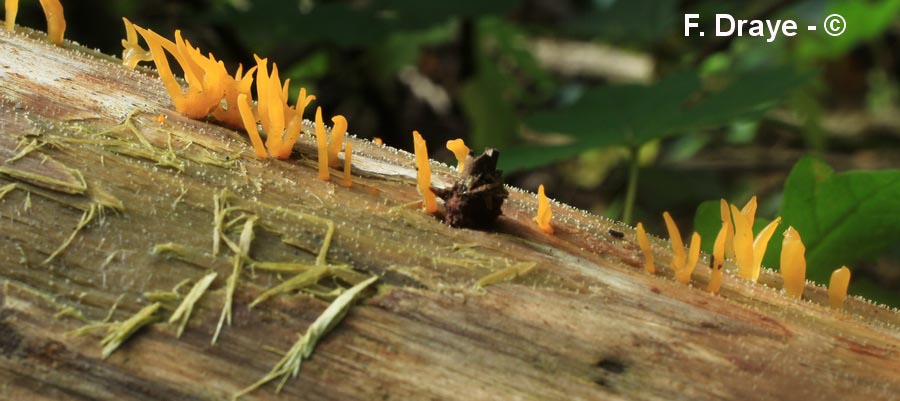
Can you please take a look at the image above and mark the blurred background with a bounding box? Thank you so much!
[14,0,900,304]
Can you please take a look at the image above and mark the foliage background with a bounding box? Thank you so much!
[13,0,899,305]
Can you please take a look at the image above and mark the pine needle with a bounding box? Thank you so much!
[475,262,537,289]
[101,302,162,359]
[168,272,217,338]
[233,275,378,399]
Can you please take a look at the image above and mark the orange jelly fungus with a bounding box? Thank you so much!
[341,143,353,188]
[155,114,166,123]
[412,131,438,214]
[740,196,758,227]
[446,139,470,173]
[636,223,655,274]
[750,216,782,282]
[121,18,152,69]
[5,0,18,31]
[730,204,755,281]
[706,223,728,294]
[674,232,701,284]
[373,137,383,146]
[780,226,807,299]
[534,185,554,234]
[828,266,851,309]
[662,211,685,272]
[315,107,330,181]
[328,116,347,168]
[38,0,65,45]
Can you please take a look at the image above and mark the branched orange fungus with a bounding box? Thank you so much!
[413,131,438,214]
[828,266,851,309]
[243,56,314,159]
[636,223,655,274]
[534,185,553,234]
[780,226,807,299]
[341,142,353,188]
[730,204,755,280]
[750,217,782,282]
[446,139,470,173]
[328,116,347,168]
[38,0,65,45]
[121,18,152,69]
[211,63,257,129]
[5,0,18,32]
[315,107,330,181]
[662,211,685,272]
[707,223,728,294]
[132,26,226,119]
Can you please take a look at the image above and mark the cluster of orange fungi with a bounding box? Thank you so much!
[636,197,852,309]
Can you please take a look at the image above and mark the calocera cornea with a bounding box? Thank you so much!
[5,0,18,32]
[328,116,347,169]
[780,226,807,299]
[662,211,685,272]
[446,139,470,173]
[719,199,735,259]
[730,204,755,281]
[706,222,728,294]
[315,107,330,181]
[38,0,65,45]
[828,266,851,309]
[412,131,437,214]
[663,212,702,284]
[236,93,267,158]
[750,217,782,281]
[121,18,152,69]
[636,222,655,274]
[533,185,553,234]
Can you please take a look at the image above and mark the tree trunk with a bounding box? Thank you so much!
[1,27,898,401]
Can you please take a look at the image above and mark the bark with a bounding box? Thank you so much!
[1,27,899,401]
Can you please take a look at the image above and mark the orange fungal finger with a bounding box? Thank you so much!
[446,139,470,173]
[237,94,267,158]
[315,107,330,181]
[720,199,735,259]
[707,223,728,294]
[328,116,347,168]
[676,232,701,284]
[828,266,851,309]
[413,131,437,214]
[662,211,685,272]
[38,0,65,45]
[636,222,655,274]
[730,204,754,280]
[533,185,553,234]
[750,217,782,282]
[780,226,806,299]
[5,0,17,32]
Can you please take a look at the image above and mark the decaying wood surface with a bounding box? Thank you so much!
[1,26,899,401]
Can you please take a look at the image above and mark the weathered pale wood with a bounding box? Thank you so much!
[1,26,899,401]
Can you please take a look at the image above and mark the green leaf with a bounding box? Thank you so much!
[796,0,900,60]
[762,157,900,293]
[502,67,810,171]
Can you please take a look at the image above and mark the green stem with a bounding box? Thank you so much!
[622,145,640,225]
